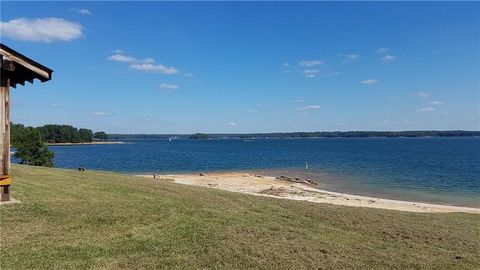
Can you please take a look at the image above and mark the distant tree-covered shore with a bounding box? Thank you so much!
[12,123,108,144]
[10,123,109,167]
[108,130,480,140]
[188,133,211,140]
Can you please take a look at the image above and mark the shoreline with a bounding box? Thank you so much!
[137,172,480,213]
[45,141,126,146]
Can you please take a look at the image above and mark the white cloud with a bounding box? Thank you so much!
[159,83,179,90]
[361,78,379,85]
[141,58,155,64]
[297,105,320,112]
[282,62,289,67]
[246,109,258,113]
[93,112,110,116]
[78,9,92,15]
[108,54,136,63]
[303,69,320,78]
[0,17,83,43]
[109,52,180,75]
[416,91,431,98]
[405,120,415,124]
[417,107,435,112]
[302,71,341,78]
[299,60,323,67]
[381,54,397,62]
[50,103,62,108]
[429,101,444,105]
[323,71,341,77]
[377,48,389,53]
[335,122,346,126]
[295,98,304,103]
[130,63,179,74]
[133,116,154,122]
[227,122,237,126]
[184,73,194,78]
[71,8,92,15]
[341,54,358,62]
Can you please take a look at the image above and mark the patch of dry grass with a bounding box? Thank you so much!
[1,165,479,269]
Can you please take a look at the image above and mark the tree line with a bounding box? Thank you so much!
[109,130,480,140]
[11,123,108,167]
[12,123,108,144]
[236,130,480,139]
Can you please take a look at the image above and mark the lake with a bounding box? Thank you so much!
[44,137,480,207]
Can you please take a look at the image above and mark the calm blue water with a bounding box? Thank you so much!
[44,138,479,207]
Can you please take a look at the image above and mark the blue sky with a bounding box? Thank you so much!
[1,2,479,133]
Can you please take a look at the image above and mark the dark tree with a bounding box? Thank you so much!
[189,133,211,140]
[78,128,94,142]
[36,124,94,143]
[11,122,26,146]
[94,131,108,140]
[13,127,54,167]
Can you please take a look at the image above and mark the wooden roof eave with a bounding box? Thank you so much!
[0,43,53,88]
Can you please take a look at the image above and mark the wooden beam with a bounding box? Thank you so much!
[0,75,10,201]
[0,48,50,80]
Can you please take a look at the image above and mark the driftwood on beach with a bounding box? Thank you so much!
[275,175,317,185]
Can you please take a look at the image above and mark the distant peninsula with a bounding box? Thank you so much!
[12,123,110,144]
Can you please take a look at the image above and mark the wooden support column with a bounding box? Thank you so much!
[0,74,11,201]
[0,44,53,202]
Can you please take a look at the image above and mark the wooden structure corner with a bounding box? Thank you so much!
[0,43,53,201]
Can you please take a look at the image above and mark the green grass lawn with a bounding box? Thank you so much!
[1,165,479,269]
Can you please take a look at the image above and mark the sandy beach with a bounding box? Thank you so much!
[137,172,480,214]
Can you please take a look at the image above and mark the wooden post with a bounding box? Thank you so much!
[0,74,11,201]
[0,45,53,201]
